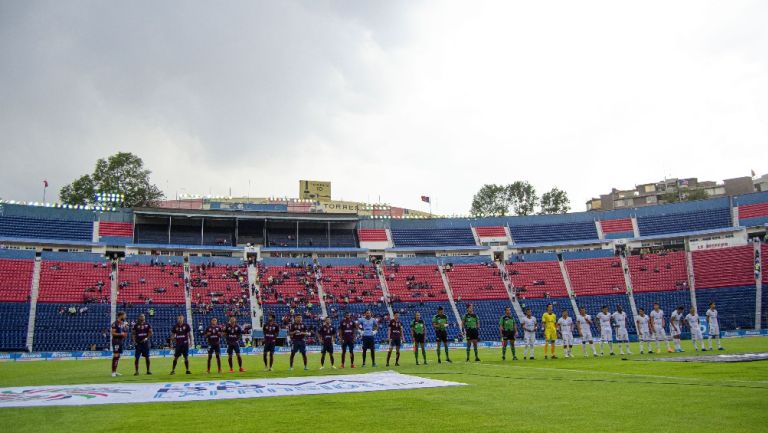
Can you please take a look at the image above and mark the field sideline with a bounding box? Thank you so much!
[2,337,768,433]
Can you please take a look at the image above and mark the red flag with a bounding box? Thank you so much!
[43,180,48,188]
[421,196,430,203]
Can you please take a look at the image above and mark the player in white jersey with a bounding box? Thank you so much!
[684,307,705,351]
[635,308,652,354]
[706,302,724,351]
[669,306,685,353]
[611,305,631,355]
[520,308,538,360]
[576,308,598,357]
[596,306,614,356]
[649,303,673,354]
[557,310,574,358]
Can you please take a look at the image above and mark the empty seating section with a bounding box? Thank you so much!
[391,228,475,247]
[392,301,460,342]
[0,215,92,241]
[573,294,636,333]
[0,258,34,302]
[506,261,568,298]
[566,258,626,296]
[738,202,768,226]
[33,303,111,351]
[475,226,506,238]
[189,263,249,305]
[599,218,634,239]
[696,287,756,330]
[258,265,319,304]
[628,252,688,292]
[457,300,515,341]
[118,262,185,304]
[319,265,383,303]
[99,221,133,237]
[446,264,507,300]
[763,244,767,284]
[510,221,597,244]
[0,303,29,350]
[38,261,111,303]
[383,264,448,301]
[637,208,731,236]
[358,229,388,242]
[692,246,754,289]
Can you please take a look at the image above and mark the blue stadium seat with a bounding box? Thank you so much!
[0,302,29,351]
[391,228,476,247]
[695,287,756,330]
[637,208,731,236]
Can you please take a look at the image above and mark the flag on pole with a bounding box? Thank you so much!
[752,169,756,177]
[43,180,48,188]
[421,196,431,203]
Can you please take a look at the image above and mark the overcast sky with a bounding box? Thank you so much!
[0,0,766,214]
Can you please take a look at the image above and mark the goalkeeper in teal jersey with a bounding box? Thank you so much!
[410,312,428,365]
[463,304,481,362]
[432,306,452,363]
[499,307,518,360]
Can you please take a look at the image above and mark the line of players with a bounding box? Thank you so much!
[108,302,725,376]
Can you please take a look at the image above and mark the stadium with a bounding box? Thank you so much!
[3,2,768,432]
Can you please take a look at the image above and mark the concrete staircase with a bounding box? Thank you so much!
[248,263,263,330]
[315,276,329,318]
[438,265,464,330]
[684,248,699,314]
[183,261,195,347]
[619,254,639,319]
[754,241,762,330]
[25,258,42,352]
[495,261,525,322]
[375,264,395,318]
[557,259,581,315]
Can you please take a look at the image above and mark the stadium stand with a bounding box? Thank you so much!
[692,246,754,289]
[33,303,111,351]
[0,215,93,241]
[637,208,731,237]
[0,252,34,302]
[382,263,448,301]
[357,229,388,242]
[188,261,249,306]
[598,218,634,239]
[628,251,688,292]
[445,263,508,300]
[0,303,29,351]
[565,257,626,296]
[38,253,111,304]
[696,287,756,330]
[474,226,507,238]
[118,258,186,304]
[734,191,768,227]
[258,263,320,305]
[506,259,568,298]
[509,221,598,244]
[318,264,383,304]
[390,228,476,247]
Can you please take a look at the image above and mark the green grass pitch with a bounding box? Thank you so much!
[2,337,768,433]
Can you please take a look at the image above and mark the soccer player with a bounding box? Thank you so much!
[411,311,428,365]
[132,313,152,375]
[684,307,705,351]
[669,306,685,353]
[224,316,245,372]
[205,317,223,374]
[542,303,558,359]
[318,316,337,369]
[635,308,652,354]
[386,312,404,367]
[170,314,192,375]
[262,313,280,371]
[596,305,614,356]
[576,307,598,357]
[432,306,452,363]
[110,311,128,377]
[288,314,309,371]
[463,304,481,362]
[649,303,673,353]
[339,311,357,368]
[612,305,631,355]
[520,308,537,360]
[499,307,517,361]
[557,310,574,358]
[359,310,379,367]
[706,302,724,351]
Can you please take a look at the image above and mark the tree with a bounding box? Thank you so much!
[539,187,571,214]
[470,184,512,217]
[660,188,708,204]
[60,152,164,207]
[507,181,538,216]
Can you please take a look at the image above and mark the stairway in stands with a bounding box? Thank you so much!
[619,253,639,318]
[437,265,464,329]
[248,263,263,330]
[494,261,525,321]
[374,263,395,318]
[755,241,763,329]
[25,258,42,352]
[183,261,195,347]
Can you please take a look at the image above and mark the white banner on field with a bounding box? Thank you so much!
[0,371,464,408]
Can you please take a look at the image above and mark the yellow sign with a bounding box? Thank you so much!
[299,180,331,201]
